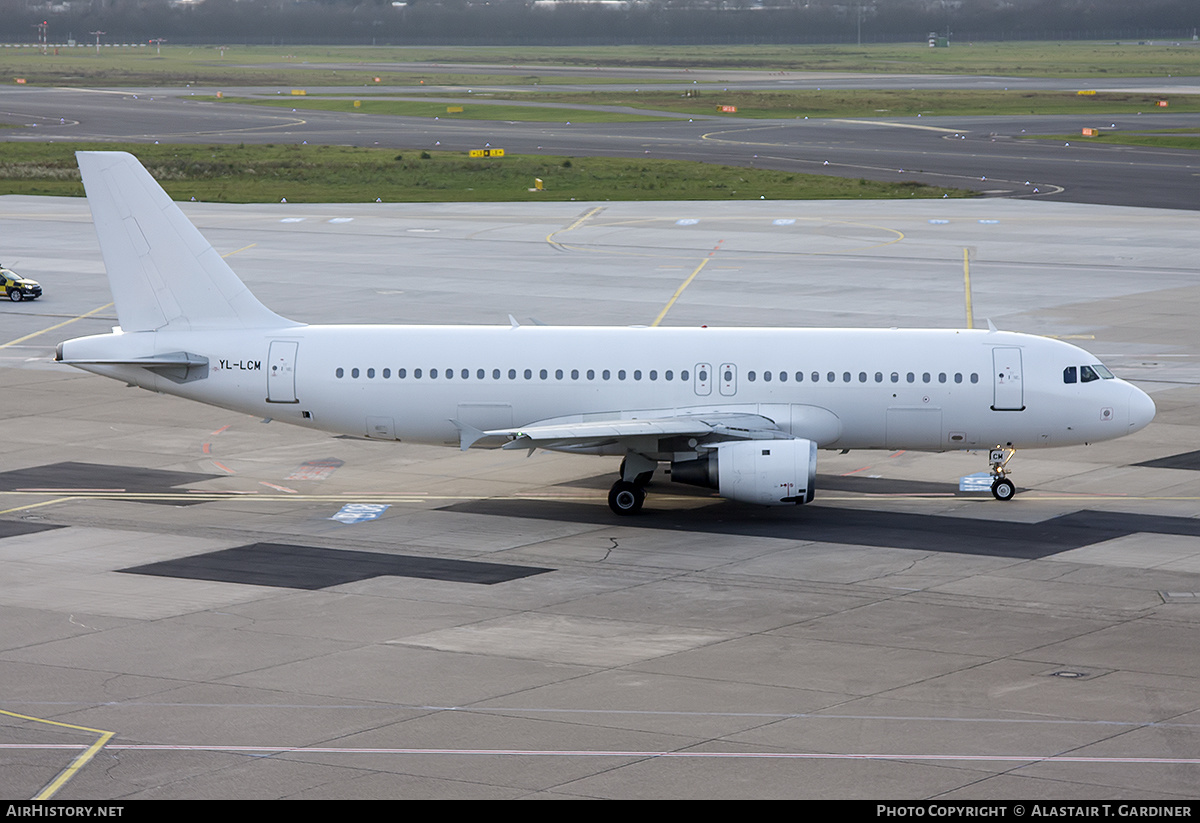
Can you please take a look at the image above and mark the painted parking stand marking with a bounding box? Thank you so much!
[286,458,344,481]
[331,503,390,524]
[259,481,298,493]
[959,472,994,493]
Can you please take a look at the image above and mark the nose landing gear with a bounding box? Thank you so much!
[989,447,1016,501]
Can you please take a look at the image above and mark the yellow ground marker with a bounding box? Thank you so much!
[0,709,115,800]
[963,247,975,330]
[0,303,113,350]
[652,258,710,327]
[546,206,605,249]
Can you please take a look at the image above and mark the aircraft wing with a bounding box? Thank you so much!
[453,413,795,452]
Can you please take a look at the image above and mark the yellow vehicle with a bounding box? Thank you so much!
[1,266,41,302]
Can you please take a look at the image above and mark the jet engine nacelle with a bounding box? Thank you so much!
[671,439,816,505]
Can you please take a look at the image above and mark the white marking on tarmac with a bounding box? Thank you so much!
[1,742,1196,765]
[830,118,970,133]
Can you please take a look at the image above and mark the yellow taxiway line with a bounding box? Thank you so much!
[0,708,115,800]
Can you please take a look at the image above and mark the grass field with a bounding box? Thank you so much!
[205,96,668,123]
[233,89,1200,120]
[1021,128,1200,150]
[496,89,1200,118]
[0,142,974,202]
[2,41,1199,87]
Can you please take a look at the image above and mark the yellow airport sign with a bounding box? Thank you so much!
[469,148,505,158]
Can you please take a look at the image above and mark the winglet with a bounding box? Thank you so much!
[986,318,998,333]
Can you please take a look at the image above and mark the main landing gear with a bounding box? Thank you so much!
[609,454,655,515]
[608,480,645,515]
[988,447,1017,501]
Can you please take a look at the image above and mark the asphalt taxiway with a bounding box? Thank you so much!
[2,81,1199,209]
[1,194,1199,798]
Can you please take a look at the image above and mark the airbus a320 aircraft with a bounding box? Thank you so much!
[56,152,1156,515]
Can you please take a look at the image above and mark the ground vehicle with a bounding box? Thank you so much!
[1,267,42,302]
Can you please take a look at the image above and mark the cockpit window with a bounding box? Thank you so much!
[1094,364,1115,379]
[1063,366,1077,384]
[1080,365,1100,383]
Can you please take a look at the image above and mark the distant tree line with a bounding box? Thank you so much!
[1,0,1195,45]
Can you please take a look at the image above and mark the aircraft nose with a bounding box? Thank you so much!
[1128,386,1156,434]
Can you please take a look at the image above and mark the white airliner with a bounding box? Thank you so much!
[56,152,1155,515]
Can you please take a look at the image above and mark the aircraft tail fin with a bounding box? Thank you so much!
[76,151,299,333]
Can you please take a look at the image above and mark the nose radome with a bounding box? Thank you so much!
[1129,387,1156,433]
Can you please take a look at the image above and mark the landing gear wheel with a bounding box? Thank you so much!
[9,290,21,302]
[608,480,645,515]
[991,477,1016,501]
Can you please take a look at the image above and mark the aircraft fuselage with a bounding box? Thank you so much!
[60,324,1154,457]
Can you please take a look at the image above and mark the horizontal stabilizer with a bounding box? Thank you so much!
[55,349,210,384]
[55,351,208,368]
